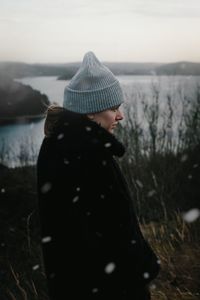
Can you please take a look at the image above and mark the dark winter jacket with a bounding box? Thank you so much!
[37,108,160,300]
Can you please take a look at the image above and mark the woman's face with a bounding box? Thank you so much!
[87,105,124,133]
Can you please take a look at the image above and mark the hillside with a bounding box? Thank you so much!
[0,76,50,123]
[156,61,200,76]
[1,61,200,80]
[58,61,200,78]
[0,62,69,78]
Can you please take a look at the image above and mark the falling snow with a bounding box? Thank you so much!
[157,259,161,265]
[182,208,200,223]
[41,182,52,193]
[193,164,198,168]
[147,190,156,197]
[1,188,5,193]
[136,179,143,188]
[181,154,188,162]
[150,284,156,290]
[42,236,52,243]
[57,133,64,140]
[104,142,111,148]
[32,265,40,271]
[104,262,116,274]
[143,272,150,279]
[92,288,98,293]
[85,126,92,131]
[131,239,136,244]
[64,158,70,164]
[72,196,79,203]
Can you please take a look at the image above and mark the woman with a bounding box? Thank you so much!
[37,51,160,300]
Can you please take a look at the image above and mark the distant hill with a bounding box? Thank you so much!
[155,61,200,76]
[58,61,200,78]
[57,62,163,79]
[0,76,50,123]
[0,62,71,79]
[0,61,200,80]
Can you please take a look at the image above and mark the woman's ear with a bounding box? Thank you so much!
[87,114,95,120]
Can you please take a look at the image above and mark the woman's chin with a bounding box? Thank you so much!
[109,128,115,134]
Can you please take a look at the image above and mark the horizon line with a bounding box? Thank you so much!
[0,60,200,65]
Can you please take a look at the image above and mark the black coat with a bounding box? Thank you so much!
[37,109,160,300]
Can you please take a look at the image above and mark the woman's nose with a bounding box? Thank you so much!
[116,109,124,120]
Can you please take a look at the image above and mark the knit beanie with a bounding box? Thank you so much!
[63,51,124,114]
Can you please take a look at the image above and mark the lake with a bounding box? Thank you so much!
[0,75,199,167]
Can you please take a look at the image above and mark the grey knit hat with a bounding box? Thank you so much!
[63,51,124,114]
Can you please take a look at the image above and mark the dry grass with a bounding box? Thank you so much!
[1,211,200,299]
[141,213,200,300]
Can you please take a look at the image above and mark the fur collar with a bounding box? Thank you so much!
[46,108,125,158]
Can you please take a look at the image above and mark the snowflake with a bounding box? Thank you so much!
[131,240,136,244]
[104,143,112,148]
[147,190,156,197]
[182,208,200,223]
[42,236,52,243]
[32,265,40,271]
[193,164,198,168]
[104,262,116,274]
[1,188,5,193]
[57,133,64,140]
[64,159,69,164]
[85,126,92,131]
[41,182,52,193]
[150,284,156,290]
[157,259,161,265]
[136,179,143,188]
[72,196,79,203]
[180,154,188,162]
[143,272,150,279]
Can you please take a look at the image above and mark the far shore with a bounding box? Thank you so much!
[0,113,46,125]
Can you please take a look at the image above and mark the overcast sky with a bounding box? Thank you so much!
[0,0,200,63]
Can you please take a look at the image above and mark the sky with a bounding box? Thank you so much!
[0,0,200,63]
